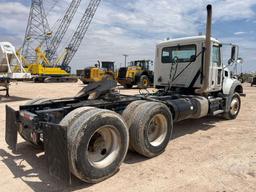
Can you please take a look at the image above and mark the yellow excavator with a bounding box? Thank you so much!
[77,61,116,84]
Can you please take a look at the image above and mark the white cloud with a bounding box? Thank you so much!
[234,32,246,35]
[0,2,29,14]
[0,2,29,45]
[212,0,256,21]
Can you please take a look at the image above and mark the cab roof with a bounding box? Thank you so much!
[157,36,221,47]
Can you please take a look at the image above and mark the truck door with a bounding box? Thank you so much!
[209,44,222,91]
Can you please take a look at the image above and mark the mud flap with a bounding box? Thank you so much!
[5,105,18,151]
[43,123,71,184]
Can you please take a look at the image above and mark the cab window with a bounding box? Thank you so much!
[162,45,196,63]
[212,46,221,66]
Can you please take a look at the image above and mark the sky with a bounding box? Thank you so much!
[0,0,256,73]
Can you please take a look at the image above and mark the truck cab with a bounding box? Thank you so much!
[154,36,243,96]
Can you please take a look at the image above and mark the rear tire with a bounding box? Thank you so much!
[60,107,96,127]
[62,109,129,183]
[138,75,150,89]
[129,102,173,158]
[122,100,147,151]
[122,100,147,128]
[223,93,241,120]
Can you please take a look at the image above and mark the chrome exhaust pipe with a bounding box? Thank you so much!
[196,4,212,94]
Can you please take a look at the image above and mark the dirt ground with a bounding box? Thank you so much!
[0,81,255,192]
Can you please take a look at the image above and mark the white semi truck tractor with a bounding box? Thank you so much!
[5,5,244,184]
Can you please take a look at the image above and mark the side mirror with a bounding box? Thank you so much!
[231,46,236,61]
[237,57,244,64]
[190,55,196,62]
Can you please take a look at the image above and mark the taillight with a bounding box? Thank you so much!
[20,111,35,121]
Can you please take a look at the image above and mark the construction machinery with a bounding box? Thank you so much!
[24,47,76,82]
[77,61,116,84]
[0,42,31,96]
[117,60,154,89]
[45,0,82,63]
[21,0,101,82]
[21,0,52,63]
[5,5,245,184]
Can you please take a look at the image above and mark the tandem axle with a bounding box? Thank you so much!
[5,79,243,183]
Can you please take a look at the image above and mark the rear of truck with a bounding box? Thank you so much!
[5,78,178,184]
[5,95,128,184]
[5,80,145,184]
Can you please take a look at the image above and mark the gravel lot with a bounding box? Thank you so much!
[0,82,255,192]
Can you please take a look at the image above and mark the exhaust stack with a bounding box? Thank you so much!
[196,4,212,94]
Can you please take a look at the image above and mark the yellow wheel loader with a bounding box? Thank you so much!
[77,61,116,84]
[117,60,154,89]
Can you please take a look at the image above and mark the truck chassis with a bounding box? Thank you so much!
[5,79,243,183]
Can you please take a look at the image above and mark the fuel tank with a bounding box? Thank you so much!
[166,96,209,122]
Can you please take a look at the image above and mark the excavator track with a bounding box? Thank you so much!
[34,76,78,83]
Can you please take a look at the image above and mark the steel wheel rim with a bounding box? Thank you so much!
[87,126,121,169]
[147,114,168,147]
[143,79,148,86]
[230,97,240,116]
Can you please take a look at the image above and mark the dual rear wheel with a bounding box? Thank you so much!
[61,101,173,183]
[122,101,173,157]
[20,99,173,183]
